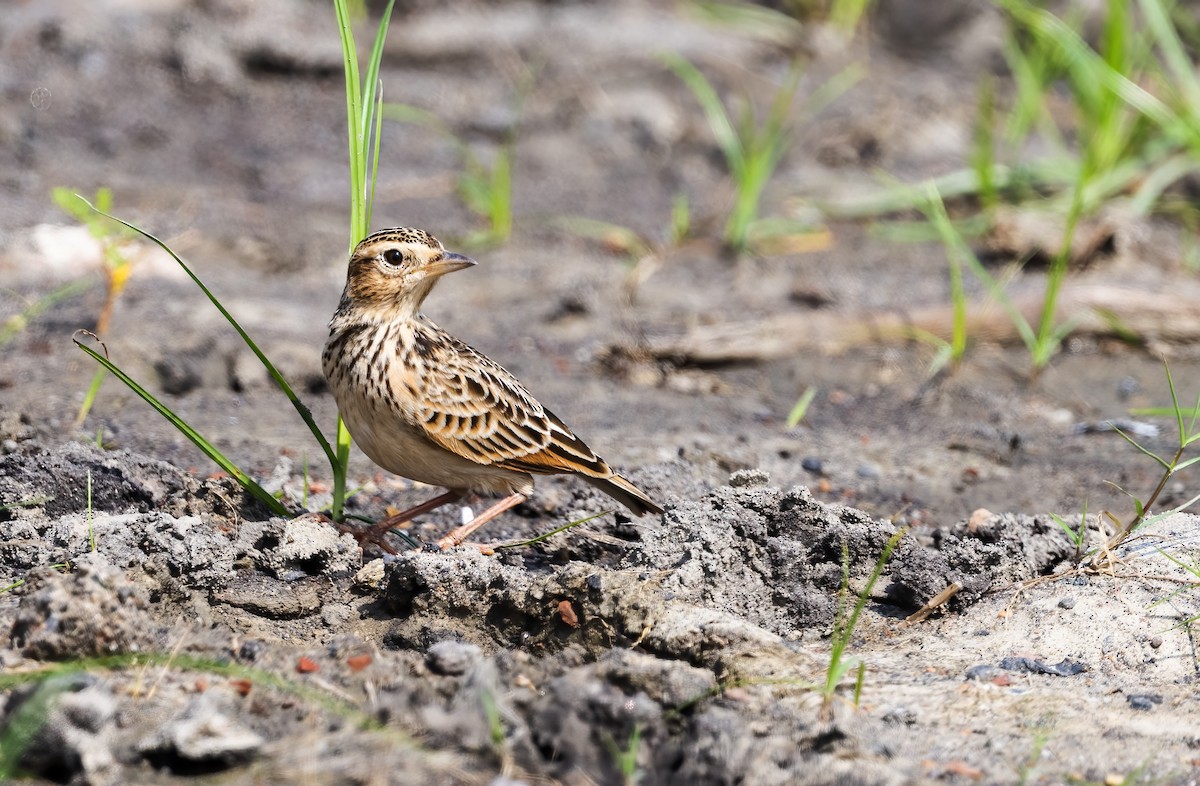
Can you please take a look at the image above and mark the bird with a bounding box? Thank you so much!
[322,227,663,550]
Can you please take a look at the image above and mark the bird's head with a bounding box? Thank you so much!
[340,227,476,319]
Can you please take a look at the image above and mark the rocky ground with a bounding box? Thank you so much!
[3,0,1200,784]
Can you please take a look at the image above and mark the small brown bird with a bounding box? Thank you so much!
[322,227,663,549]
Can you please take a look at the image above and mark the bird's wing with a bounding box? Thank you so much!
[398,329,613,478]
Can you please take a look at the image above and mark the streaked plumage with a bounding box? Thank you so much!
[322,227,662,548]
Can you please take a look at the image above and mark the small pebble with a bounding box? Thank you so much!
[729,468,769,488]
[856,462,880,479]
[1126,693,1162,711]
[238,640,266,663]
[968,509,993,530]
[138,693,264,762]
[1058,596,1076,610]
[353,559,387,592]
[1117,375,1140,400]
[321,603,354,628]
[1149,636,1163,649]
[881,706,917,725]
[800,457,824,476]
[965,664,1002,681]
[427,640,482,676]
[998,656,1087,676]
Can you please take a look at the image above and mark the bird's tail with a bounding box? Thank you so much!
[584,473,664,516]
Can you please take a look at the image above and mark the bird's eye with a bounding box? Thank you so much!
[381,248,405,267]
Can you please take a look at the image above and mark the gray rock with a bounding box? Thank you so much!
[210,573,321,619]
[137,690,263,764]
[9,552,163,659]
[427,639,482,676]
[728,468,770,488]
[240,514,361,579]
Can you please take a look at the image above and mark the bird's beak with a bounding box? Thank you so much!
[423,252,477,279]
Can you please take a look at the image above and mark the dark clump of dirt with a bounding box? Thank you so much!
[890,511,1082,610]
[632,471,905,636]
[383,471,954,659]
[0,442,193,519]
[9,552,166,660]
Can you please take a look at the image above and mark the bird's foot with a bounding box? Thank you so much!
[338,490,466,554]
[434,492,527,552]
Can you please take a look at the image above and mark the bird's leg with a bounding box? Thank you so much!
[344,490,464,552]
[373,490,464,533]
[436,493,527,550]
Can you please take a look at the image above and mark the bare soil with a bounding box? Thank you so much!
[3,1,1200,784]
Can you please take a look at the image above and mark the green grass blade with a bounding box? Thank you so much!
[764,61,802,145]
[1001,31,1059,149]
[1031,179,1086,368]
[1163,359,1185,447]
[1136,490,1200,530]
[1173,455,1200,472]
[786,386,817,428]
[0,497,51,512]
[73,336,290,517]
[0,653,407,744]
[973,76,998,215]
[1002,0,1197,146]
[381,102,447,130]
[824,529,905,701]
[367,77,384,232]
[332,0,397,522]
[829,0,871,32]
[820,157,1078,218]
[459,157,492,218]
[0,675,83,778]
[1109,422,1172,470]
[333,420,353,523]
[1127,406,1200,418]
[360,0,396,234]
[74,367,107,428]
[491,145,513,241]
[77,199,339,472]
[920,183,1035,351]
[493,510,611,550]
[685,0,803,45]
[360,0,396,138]
[1049,513,1081,547]
[801,62,864,118]
[670,192,691,243]
[1140,0,1200,115]
[1129,152,1200,215]
[335,0,365,246]
[662,54,745,177]
[1,278,94,347]
[554,216,651,257]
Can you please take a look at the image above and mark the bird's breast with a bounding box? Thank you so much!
[322,321,531,496]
